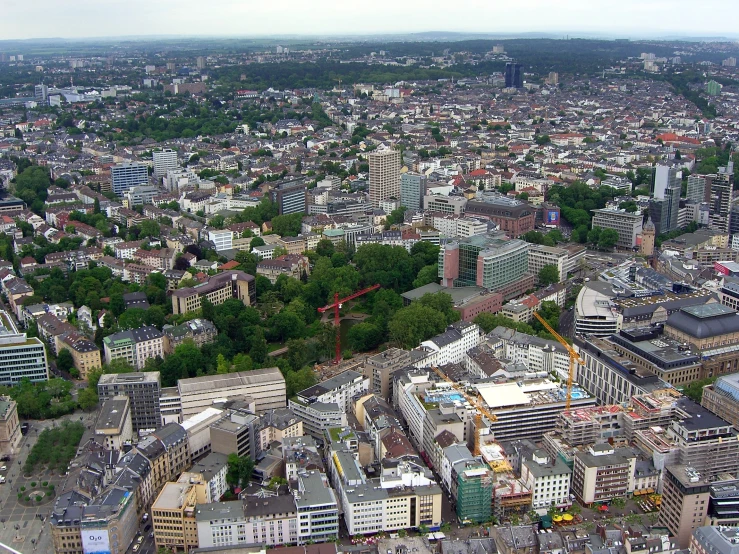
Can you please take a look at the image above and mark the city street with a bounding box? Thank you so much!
[0,410,99,553]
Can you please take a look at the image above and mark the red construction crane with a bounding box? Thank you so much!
[318,284,381,365]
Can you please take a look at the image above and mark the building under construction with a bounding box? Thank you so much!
[456,462,493,524]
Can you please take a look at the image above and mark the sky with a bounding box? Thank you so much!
[3,0,739,40]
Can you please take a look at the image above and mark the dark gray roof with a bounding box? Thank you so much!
[666,304,739,339]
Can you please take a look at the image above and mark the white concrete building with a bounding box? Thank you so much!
[528,244,569,283]
[153,149,179,179]
[521,449,572,510]
[207,229,234,252]
[414,322,481,368]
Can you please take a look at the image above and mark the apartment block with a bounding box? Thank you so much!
[103,326,164,370]
[171,270,255,315]
[414,322,482,368]
[521,450,572,510]
[111,162,149,196]
[369,149,401,207]
[571,444,635,505]
[362,348,411,401]
[290,370,368,437]
[196,495,298,548]
[153,149,179,179]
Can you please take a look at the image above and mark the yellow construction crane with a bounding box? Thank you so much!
[430,366,497,456]
[533,311,584,411]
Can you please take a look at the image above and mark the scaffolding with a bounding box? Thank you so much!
[456,464,494,524]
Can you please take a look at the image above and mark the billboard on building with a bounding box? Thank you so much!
[82,528,111,554]
[546,209,560,225]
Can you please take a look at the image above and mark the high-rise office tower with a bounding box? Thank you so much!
[505,63,523,88]
[649,165,681,235]
[369,149,401,207]
[34,84,48,104]
[710,162,734,234]
[196,56,206,70]
[686,174,709,203]
[153,149,179,180]
[400,172,426,211]
[111,162,150,196]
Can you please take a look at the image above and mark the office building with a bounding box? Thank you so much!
[659,465,712,548]
[369,149,401,207]
[151,481,201,553]
[591,208,643,249]
[687,174,709,204]
[210,408,260,460]
[196,56,206,69]
[710,163,735,233]
[400,172,426,211]
[103,326,164,370]
[97,372,162,433]
[0,310,48,384]
[34,84,48,104]
[439,233,533,300]
[152,149,179,180]
[649,165,682,235]
[171,270,255,315]
[424,194,468,215]
[294,471,340,544]
[574,335,670,405]
[270,179,307,215]
[527,244,568,284]
[702,372,739,429]
[465,194,535,236]
[177,367,286,418]
[111,162,149,196]
[94,396,134,451]
[505,63,523,88]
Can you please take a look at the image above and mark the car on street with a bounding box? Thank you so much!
[0,466,7,471]
[132,545,140,552]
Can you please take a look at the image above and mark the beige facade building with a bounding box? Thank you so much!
[152,480,206,553]
[0,398,20,456]
[171,270,255,315]
[571,444,635,505]
[177,367,287,418]
[369,149,401,207]
[591,208,643,249]
[702,373,739,429]
[56,332,102,379]
[527,244,569,283]
[94,396,133,451]
[659,464,712,549]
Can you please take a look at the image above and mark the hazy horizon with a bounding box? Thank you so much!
[3,0,739,42]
